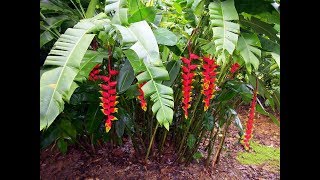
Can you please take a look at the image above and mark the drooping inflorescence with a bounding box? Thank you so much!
[201,56,218,111]
[181,53,199,119]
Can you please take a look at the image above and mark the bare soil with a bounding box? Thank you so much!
[40,107,280,179]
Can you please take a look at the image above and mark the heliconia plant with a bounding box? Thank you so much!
[40,0,279,168]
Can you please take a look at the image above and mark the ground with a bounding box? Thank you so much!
[40,107,280,179]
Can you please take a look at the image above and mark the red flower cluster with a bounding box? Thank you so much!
[230,63,240,74]
[181,53,199,119]
[137,82,147,111]
[201,57,218,111]
[88,64,101,81]
[241,83,258,150]
[99,69,119,132]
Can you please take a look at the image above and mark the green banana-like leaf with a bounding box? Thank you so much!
[105,0,128,25]
[209,0,240,64]
[239,16,280,43]
[40,13,110,131]
[75,50,108,82]
[236,33,261,74]
[114,21,174,130]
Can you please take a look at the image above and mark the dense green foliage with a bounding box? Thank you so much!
[40,0,280,166]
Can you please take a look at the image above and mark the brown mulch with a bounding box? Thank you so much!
[40,108,280,179]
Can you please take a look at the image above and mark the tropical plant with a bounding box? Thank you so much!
[40,0,280,166]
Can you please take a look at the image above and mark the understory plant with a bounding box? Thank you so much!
[40,0,280,167]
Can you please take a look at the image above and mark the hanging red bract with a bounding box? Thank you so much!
[230,63,240,74]
[241,81,258,150]
[181,53,199,119]
[201,56,218,111]
[137,82,147,111]
[98,71,118,132]
[88,64,101,81]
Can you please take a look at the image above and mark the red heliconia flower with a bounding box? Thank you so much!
[88,63,101,81]
[181,53,199,119]
[241,81,258,150]
[98,70,119,133]
[137,82,147,111]
[230,63,240,73]
[201,56,218,111]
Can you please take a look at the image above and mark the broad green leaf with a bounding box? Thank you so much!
[40,31,54,48]
[187,134,196,149]
[125,84,140,99]
[163,60,181,86]
[234,115,243,136]
[239,16,280,42]
[271,52,280,69]
[192,0,205,16]
[258,35,280,54]
[43,15,69,30]
[105,0,128,25]
[115,21,174,130]
[57,139,68,154]
[193,151,204,162]
[75,50,106,82]
[153,28,178,46]
[40,13,109,131]
[201,41,216,55]
[117,59,135,93]
[128,7,156,23]
[256,104,280,127]
[86,103,103,134]
[236,33,261,74]
[40,128,60,149]
[123,49,146,74]
[127,0,144,15]
[85,0,99,18]
[209,0,240,64]
[173,2,182,14]
[58,119,77,138]
[115,117,125,137]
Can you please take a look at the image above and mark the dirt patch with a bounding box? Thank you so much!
[40,108,280,179]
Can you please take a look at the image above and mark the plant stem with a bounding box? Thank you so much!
[40,12,46,20]
[176,94,203,161]
[205,125,218,166]
[212,121,231,168]
[159,129,168,154]
[145,123,159,161]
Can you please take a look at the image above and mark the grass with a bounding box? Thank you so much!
[236,141,280,172]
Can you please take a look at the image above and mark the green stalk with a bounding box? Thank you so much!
[185,127,205,165]
[205,126,218,166]
[85,0,98,18]
[40,12,46,20]
[145,123,159,161]
[176,94,203,160]
[212,120,231,167]
[159,129,168,154]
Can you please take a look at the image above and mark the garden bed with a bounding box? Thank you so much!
[40,108,280,179]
